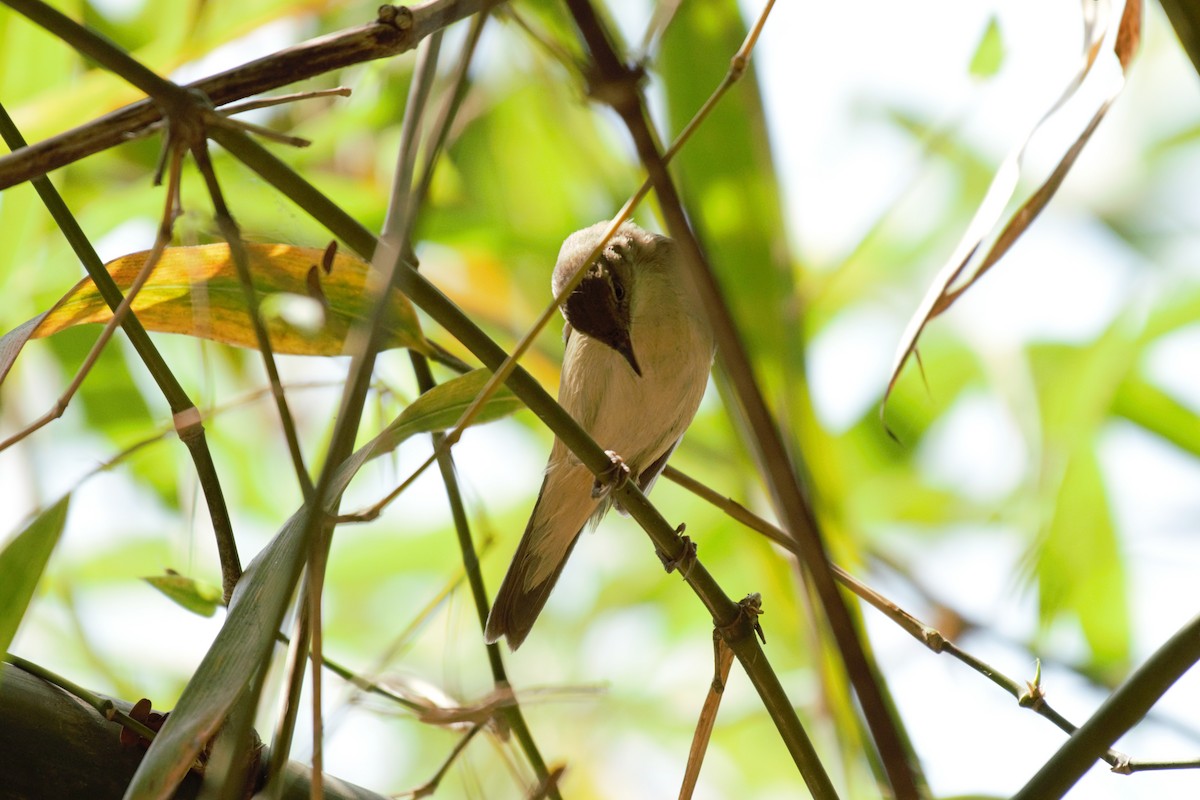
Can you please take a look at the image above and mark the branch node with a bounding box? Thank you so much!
[173,406,205,443]
[584,61,645,117]
[657,523,697,577]
[716,592,765,646]
[377,5,415,31]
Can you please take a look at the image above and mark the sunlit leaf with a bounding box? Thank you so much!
[1026,323,1139,673]
[0,495,69,653]
[1112,373,1200,459]
[335,368,525,488]
[125,506,311,799]
[0,243,431,385]
[369,368,523,457]
[969,17,1005,78]
[143,572,223,618]
[1036,450,1129,672]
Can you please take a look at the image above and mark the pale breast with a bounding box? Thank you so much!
[556,284,712,475]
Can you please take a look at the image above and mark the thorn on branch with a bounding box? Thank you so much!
[1018,659,1045,710]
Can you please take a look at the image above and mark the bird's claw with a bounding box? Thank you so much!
[658,524,697,577]
[591,450,631,499]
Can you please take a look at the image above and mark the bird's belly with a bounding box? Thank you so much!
[558,320,710,473]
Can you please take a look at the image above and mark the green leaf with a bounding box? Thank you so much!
[367,368,524,458]
[124,369,522,797]
[125,507,312,799]
[0,243,431,385]
[969,17,1005,78]
[1027,324,1140,672]
[659,5,798,372]
[1113,373,1200,458]
[0,495,69,653]
[143,573,223,618]
[1035,450,1129,671]
[334,368,526,490]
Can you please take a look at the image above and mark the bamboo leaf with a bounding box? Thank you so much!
[1112,373,1200,458]
[334,368,525,488]
[1036,449,1129,672]
[143,572,223,618]
[0,495,69,653]
[124,370,521,798]
[1025,322,1140,674]
[124,506,311,800]
[0,243,431,385]
[366,368,524,458]
[886,0,1143,402]
[968,16,1005,78]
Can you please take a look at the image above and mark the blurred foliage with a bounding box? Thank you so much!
[1,1,1199,799]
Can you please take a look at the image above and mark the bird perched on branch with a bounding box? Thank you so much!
[485,220,714,650]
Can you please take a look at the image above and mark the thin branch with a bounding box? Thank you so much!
[561,0,917,796]
[678,634,735,800]
[195,144,316,503]
[0,0,498,189]
[208,117,836,799]
[666,466,1200,776]
[1014,611,1200,798]
[219,88,353,117]
[400,723,485,799]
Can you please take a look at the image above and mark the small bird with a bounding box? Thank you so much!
[484,220,714,650]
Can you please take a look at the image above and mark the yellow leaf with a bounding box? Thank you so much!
[31,243,429,357]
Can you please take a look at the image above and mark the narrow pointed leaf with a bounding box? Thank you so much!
[1037,449,1129,671]
[1112,373,1200,459]
[143,573,223,618]
[124,371,522,798]
[334,368,525,490]
[367,368,523,457]
[0,495,69,653]
[124,507,312,799]
[968,17,1005,78]
[886,0,1142,402]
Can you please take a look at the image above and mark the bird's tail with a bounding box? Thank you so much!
[485,464,601,650]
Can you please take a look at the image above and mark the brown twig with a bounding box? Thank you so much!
[0,0,496,189]
[678,633,736,800]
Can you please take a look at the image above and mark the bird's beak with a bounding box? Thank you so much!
[614,334,642,377]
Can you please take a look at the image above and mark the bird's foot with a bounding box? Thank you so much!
[658,524,697,578]
[591,450,631,499]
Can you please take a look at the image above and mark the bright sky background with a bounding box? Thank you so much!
[748,1,1200,798]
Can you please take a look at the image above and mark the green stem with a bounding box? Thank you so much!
[388,18,557,795]
[3,653,158,743]
[2,0,183,101]
[0,101,242,602]
[196,144,315,502]
[561,1,915,796]
[209,125,830,798]
[1014,612,1200,799]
